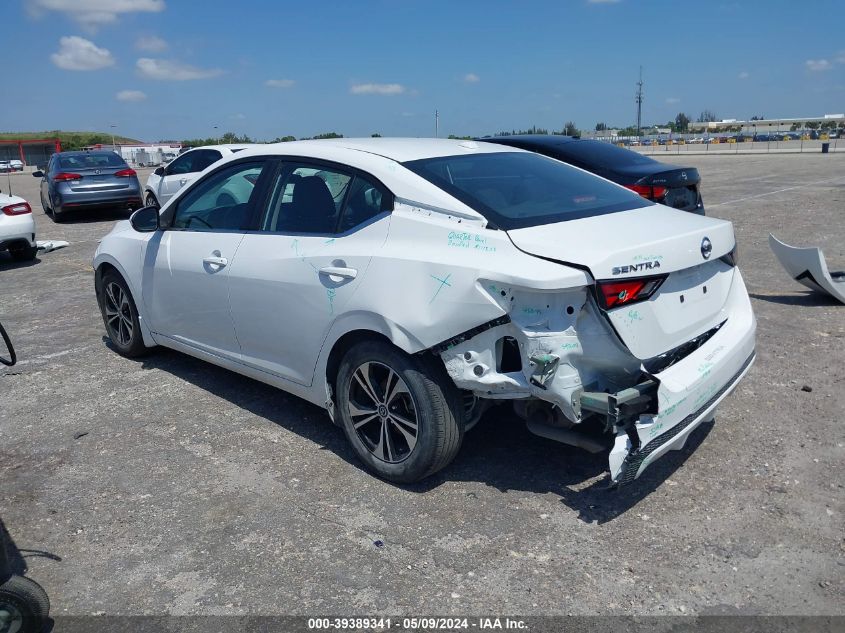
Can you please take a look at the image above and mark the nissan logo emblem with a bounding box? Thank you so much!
[701,237,713,260]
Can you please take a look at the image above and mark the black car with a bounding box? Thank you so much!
[478,135,705,215]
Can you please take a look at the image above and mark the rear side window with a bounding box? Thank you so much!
[404,151,650,230]
[261,164,352,234]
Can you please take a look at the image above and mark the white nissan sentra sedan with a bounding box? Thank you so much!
[93,138,755,485]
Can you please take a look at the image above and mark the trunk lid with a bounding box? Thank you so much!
[615,166,702,211]
[507,204,736,359]
[66,166,132,192]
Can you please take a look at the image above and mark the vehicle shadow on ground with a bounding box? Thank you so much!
[135,346,711,525]
[0,253,41,270]
[749,291,841,307]
[44,207,132,225]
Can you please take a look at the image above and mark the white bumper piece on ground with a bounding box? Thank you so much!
[768,234,845,304]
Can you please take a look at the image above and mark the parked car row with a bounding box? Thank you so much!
[89,137,755,486]
[0,160,24,172]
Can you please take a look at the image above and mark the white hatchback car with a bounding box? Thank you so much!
[94,139,756,485]
[143,144,256,208]
[0,190,36,262]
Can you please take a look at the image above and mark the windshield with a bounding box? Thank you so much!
[403,151,650,230]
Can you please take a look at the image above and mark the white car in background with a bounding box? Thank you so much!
[143,144,255,208]
[94,138,756,485]
[0,190,36,261]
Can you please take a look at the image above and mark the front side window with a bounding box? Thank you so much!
[171,161,265,231]
[404,151,650,230]
[166,152,195,175]
[261,164,352,234]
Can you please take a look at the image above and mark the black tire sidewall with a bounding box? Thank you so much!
[99,272,145,357]
[145,193,158,208]
[336,341,461,483]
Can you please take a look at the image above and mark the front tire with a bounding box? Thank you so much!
[145,192,159,209]
[0,574,50,633]
[97,271,148,358]
[336,341,463,483]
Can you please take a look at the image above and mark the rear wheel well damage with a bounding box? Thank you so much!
[325,328,481,429]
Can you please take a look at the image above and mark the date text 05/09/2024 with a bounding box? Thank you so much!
[307,617,528,630]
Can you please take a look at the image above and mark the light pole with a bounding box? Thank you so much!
[110,124,117,151]
[213,125,219,144]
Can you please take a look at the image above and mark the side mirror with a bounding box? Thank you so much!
[154,166,165,176]
[32,171,44,178]
[129,206,160,232]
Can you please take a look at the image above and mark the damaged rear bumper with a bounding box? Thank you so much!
[609,269,757,483]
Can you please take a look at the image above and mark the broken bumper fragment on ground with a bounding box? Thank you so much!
[768,234,845,304]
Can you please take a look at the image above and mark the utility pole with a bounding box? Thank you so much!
[435,110,439,138]
[635,66,643,138]
[110,124,117,151]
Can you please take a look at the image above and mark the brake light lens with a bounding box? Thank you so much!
[625,184,667,200]
[115,168,137,177]
[54,172,82,181]
[720,241,739,267]
[597,275,666,309]
[2,201,32,216]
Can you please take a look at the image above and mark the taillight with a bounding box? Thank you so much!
[2,202,32,216]
[720,242,739,267]
[54,172,82,181]
[596,275,666,309]
[115,168,137,177]
[624,184,666,200]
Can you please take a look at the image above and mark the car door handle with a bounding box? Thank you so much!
[319,266,357,280]
[203,255,228,267]
[179,178,187,186]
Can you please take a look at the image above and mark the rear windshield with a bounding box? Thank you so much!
[403,151,650,229]
[59,152,126,170]
[555,140,658,167]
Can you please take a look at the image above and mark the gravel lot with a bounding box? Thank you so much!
[1,152,843,618]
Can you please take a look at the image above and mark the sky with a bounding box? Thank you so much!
[3,0,844,142]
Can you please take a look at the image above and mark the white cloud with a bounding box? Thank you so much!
[230,113,246,120]
[665,97,681,104]
[463,73,480,83]
[30,0,165,30]
[136,57,224,80]
[806,59,832,72]
[116,89,147,101]
[50,36,114,71]
[135,35,167,52]
[350,83,405,95]
[836,51,845,64]
[738,71,749,79]
[265,78,295,88]
[588,0,621,4]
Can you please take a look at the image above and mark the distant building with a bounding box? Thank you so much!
[692,114,845,133]
[83,142,182,166]
[0,138,62,167]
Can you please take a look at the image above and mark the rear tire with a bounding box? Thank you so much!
[336,341,463,483]
[0,574,50,633]
[97,271,148,358]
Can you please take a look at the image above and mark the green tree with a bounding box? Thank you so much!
[805,121,819,130]
[697,110,718,123]
[563,121,579,136]
[311,132,343,139]
[371,133,382,137]
[595,122,607,131]
[675,112,690,132]
[790,122,802,131]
